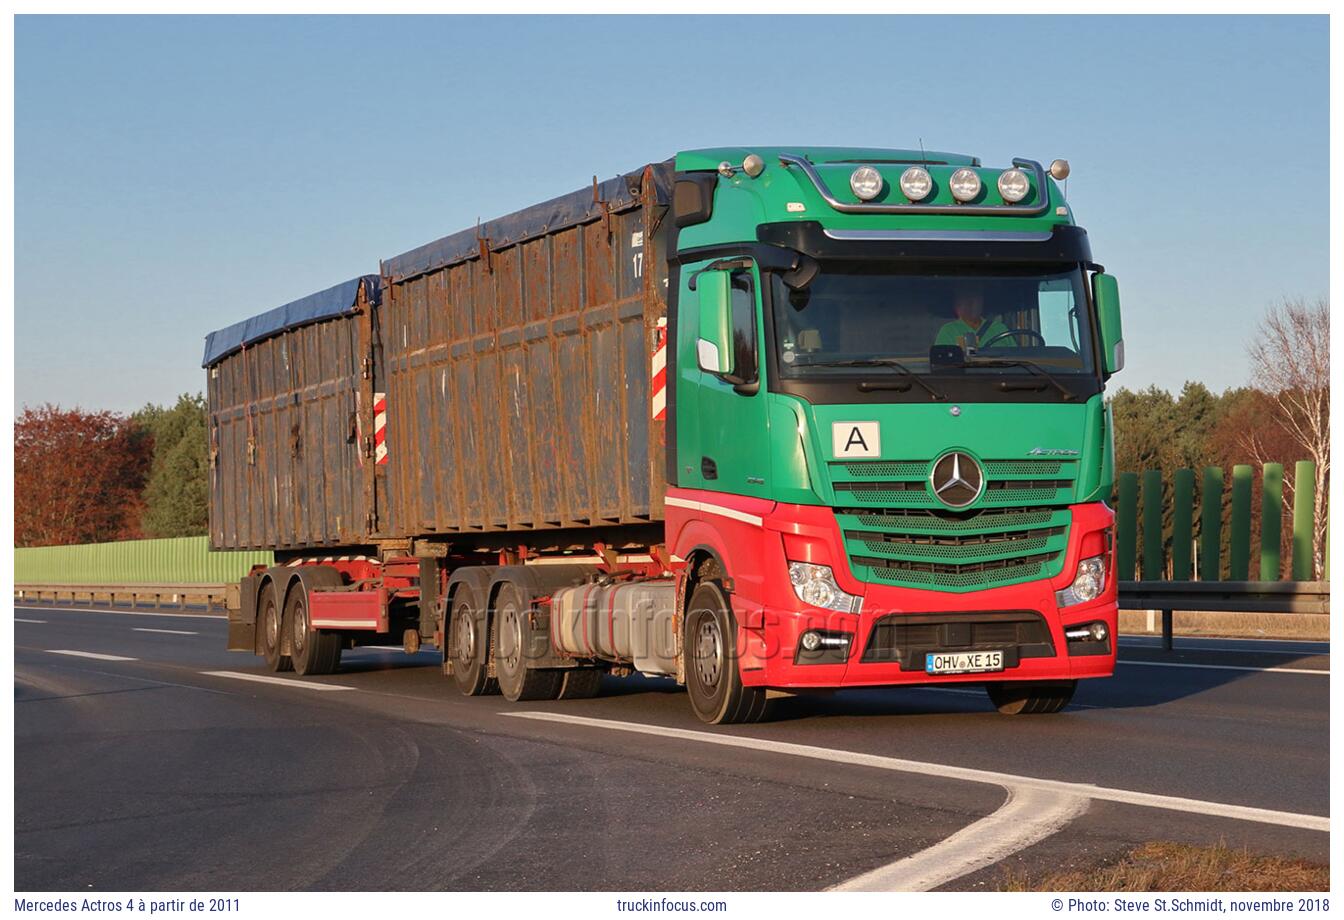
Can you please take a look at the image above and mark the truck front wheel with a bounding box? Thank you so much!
[986,680,1076,715]
[683,581,769,725]
[493,582,561,702]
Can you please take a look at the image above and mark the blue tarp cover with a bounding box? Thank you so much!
[380,161,673,284]
[202,275,380,367]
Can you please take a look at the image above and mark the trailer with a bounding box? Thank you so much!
[209,146,1126,722]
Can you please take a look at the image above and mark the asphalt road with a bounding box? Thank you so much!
[13,603,1330,892]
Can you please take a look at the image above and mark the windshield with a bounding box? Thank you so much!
[770,264,1096,380]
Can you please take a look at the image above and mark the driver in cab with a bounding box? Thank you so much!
[934,286,1010,352]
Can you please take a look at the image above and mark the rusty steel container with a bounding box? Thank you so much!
[374,162,673,547]
[205,162,674,553]
[205,276,381,551]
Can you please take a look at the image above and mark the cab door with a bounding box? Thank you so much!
[675,259,771,498]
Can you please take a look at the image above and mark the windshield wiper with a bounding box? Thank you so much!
[801,358,947,400]
[959,357,1075,401]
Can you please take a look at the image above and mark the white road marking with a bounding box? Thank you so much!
[508,712,1328,832]
[18,664,232,696]
[15,605,225,620]
[831,786,1089,892]
[132,627,199,636]
[16,618,46,624]
[47,650,137,662]
[1122,660,1328,676]
[199,671,354,692]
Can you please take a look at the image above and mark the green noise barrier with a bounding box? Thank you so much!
[1115,462,1326,583]
[15,536,272,585]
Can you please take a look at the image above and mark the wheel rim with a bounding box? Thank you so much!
[264,600,278,647]
[454,606,475,665]
[499,603,521,672]
[291,599,307,654]
[694,616,723,689]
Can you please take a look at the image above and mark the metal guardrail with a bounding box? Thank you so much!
[1120,580,1330,649]
[13,581,1330,649]
[14,583,231,611]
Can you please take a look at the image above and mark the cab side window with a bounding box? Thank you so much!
[729,271,758,384]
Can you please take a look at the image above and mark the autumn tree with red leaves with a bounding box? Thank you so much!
[14,405,153,547]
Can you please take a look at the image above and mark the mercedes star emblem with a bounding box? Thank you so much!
[929,451,984,508]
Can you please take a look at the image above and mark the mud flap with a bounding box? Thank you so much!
[226,574,261,652]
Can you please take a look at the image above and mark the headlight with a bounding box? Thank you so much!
[899,166,932,201]
[1056,554,1107,607]
[997,168,1030,203]
[849,166,884,201]
[949,167,982,202]
[788,562,861,613]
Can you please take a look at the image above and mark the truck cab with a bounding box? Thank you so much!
[663,146,1123,721]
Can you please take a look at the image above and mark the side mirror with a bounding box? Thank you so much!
[1093,272,1124,375]
[696,270,734,375]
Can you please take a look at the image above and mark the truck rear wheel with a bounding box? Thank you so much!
[447,583,497,696]
[987,680,1076,715]
[258,581,291,672]
[493,582,561,702]
[287,583,342,676]
[684,580,770,725]
[556,668,603,700]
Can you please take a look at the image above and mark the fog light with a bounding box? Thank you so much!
[949,167,981,202]
[899,166,932,201]
[788,561,862,614]
[1065,621,1109,643]
[1056,554,1107,608]
[849,166,884,201]
[801,630,822,652]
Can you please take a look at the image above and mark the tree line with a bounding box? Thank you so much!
[15,394,209,546]
[14,300,1328,575]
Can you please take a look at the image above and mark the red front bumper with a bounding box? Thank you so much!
[667,490,1117,690]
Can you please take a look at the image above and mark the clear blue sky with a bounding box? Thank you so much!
[15,15,1328,413]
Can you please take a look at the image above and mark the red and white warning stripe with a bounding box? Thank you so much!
[373,392,388,465]
[285,555,372,567]
[651,317,667,421]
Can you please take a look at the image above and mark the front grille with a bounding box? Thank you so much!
[857,551,1058,588]
[834,479,1073,507]
[829,456,1077,592]
[862,610,1055,667]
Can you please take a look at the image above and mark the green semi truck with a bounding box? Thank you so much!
[209,146,1124,723]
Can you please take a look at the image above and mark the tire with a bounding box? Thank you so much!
[258,581,291,672]
[556,668,604,700]
[493,582,562,702]
[683,580,770,725]
[446,582,497,696]
[987,680,1077,715]
[288,582,342,676]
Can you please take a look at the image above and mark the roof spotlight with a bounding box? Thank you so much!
[949,168,982,203]
[997,168,1030,203]
[849,166,884,201]
[899,166,932,201]
[1049,159,1071,180]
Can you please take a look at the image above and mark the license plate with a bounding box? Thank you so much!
[925,650,1004,675]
